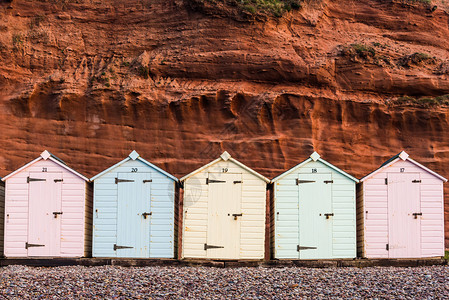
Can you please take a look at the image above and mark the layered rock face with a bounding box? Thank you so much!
[0,0,449,246]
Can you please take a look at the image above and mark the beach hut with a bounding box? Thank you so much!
[0,180,4,256]
[358,151,447,259]
[91,151,178,258]
[2,150,91,258]
[180,151,270,260]
[271,152,359,259]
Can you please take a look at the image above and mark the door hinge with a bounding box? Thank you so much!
[413,212,423,219]
[143,179,152,183]
[296,179,315,185]
[204,243,224,250]
[385,178,388,185]
[26,242,45,249]
[115,178,135,184]
[206,178,226,184]
[297,245,317,251]
[412,180,422,183]
[54,179,63,183]
[324,180,334,184]
[113,244,134,251]
[386,244,389,251]
[233,180,242,184]
[27,177,46,183]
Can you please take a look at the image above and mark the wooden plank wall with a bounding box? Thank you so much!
[356,182,364,258]
[84,182,93,257]
[0,182,4,256]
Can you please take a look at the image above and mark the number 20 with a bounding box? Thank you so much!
[131,168,138,173]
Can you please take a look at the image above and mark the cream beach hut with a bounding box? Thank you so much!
[180,151,270,260]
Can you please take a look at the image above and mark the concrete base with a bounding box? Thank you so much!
[0,258,446,268]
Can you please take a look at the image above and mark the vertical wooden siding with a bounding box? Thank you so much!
[362,160,445,258]
[84,182,93,257]
[274,160,357,259]
[92,159,175,258]
[356,182,365,257]
[0,182,4,256]
[182,160,266,259]
[4,159,86,257]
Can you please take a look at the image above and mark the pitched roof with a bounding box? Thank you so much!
[360,150,447,182]
[2,150,89,182]
[90,150,178,182]
[272,152,359,183]
[180,151,270,183]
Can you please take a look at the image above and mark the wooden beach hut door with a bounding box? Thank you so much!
[206,172,242,259]
[27,172,63,256]
[387,173,421,258]
[297,173,333,259]
[116,173,152,258]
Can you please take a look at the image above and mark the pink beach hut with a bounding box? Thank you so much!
[357,151,447,258]
[2,150,91,258]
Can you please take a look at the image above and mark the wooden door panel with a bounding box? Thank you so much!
[298,173,333,259]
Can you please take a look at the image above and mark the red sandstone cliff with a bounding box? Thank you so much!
[0,0,449,246]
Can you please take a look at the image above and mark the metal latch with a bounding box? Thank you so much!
[297,245,317,251]
[324,213,334,219]
[53,212,63,218]
[26,242,45,249]
[386,244,389,251]
[385,178,388,185]
[204,244,224,250]
[142,212,152,219]
[206,178,226,184]
[114,244,134,251]
[115,178,135,184]
[54,179,63,183]
[233,181,242,184]
[413,212,423,219]
[296,179,315,185]
[27,177,46,183]
[232,213,242,220]
[143,180,152,183]
[412,180,422,183]
[324,180,333,184]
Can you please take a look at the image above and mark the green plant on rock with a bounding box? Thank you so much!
[201,0,303,17]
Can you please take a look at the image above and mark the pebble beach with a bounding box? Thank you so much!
[0,265,447,299]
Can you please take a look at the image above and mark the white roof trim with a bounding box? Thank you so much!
[2,153,89,182]
[90,151,178,182]
[272,154,359,183]
[180,152,270,183]
[360,155,447,182]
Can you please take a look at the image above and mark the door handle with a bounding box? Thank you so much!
[142,212,152,219]
[412,212,422,219]
[53,212,63,218]
[232,213,242,220]
[324,213,334,219]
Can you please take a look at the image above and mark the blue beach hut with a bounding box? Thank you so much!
[91,151,178,258]
[271,152,358,259]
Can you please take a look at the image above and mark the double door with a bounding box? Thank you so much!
[27,172,63,257]
[116,173,152,258]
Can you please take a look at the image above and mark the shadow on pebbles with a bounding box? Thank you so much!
[0,265,447,299]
